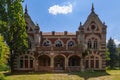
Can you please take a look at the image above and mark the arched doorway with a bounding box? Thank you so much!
[69,55,81,66]
[38,55,51,71]
[68,55,81,71]
[54,55,65,70]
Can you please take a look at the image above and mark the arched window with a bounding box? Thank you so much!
[30,57,34,68]
[19,55,34,69]
[85,55,100,69]
[87,39,92,49]
[85,60,89,68]
[90,56,94,68]
[93,40,98,49]
[20,57,23,68]
[55,40,63,47]
[43,40,51,46]
[95,59,99,68]
[68,41,74,47]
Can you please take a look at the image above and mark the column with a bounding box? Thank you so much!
[34,59,38,71]
[81,58,84,71]
[65,58,68,71]
[50,56,54,71]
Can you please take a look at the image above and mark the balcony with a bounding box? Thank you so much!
[68,46,78,51]
[36,46,79,51]
[52,46,66,51]
[35,45,85,52]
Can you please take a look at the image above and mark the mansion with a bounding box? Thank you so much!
[13,5,107,72]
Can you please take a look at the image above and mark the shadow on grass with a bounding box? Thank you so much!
[4,71,51,76]
[68,70,110,80]
[4,70,110,80]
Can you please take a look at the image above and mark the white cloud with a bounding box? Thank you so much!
[48,3,72,15]
[114,39,120,46]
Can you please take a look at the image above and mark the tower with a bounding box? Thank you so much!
[78,4,107,70]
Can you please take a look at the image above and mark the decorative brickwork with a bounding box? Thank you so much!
[13,5,107,72]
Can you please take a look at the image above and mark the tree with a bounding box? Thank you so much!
[0,0,28,72]
[0,0,7,21]
[105,48,110,67]
[107,38,117,69]
[116,44,120,69]
[7,0,28,52]
[0,34,9,71]
[118,44,120,48]
[0,0,8,41]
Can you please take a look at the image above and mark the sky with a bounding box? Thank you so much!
[22,0,120,45]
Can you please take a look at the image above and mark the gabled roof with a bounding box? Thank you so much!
[24,5,39,30]
[83,4,103,27]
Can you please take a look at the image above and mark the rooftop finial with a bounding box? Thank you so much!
[91,3,94,12]
[80,22,82,26]
[25,4,28,14]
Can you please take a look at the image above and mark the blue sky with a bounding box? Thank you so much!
[23,0,120,45]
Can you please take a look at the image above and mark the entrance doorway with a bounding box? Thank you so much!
[54,55,65,70]
[38,55,51,71]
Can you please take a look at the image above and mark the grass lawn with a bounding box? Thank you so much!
[5,70,120,80]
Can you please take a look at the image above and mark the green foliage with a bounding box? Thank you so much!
[116,44,120,69]
[6,0,28,52]
[105,48,110,61]
[0,0,28,72]
[0,0,28,53]
[0,64,9,71]
[105,48,110,67]
[117,44,120,55]
[0,35,9,71]
[0,73,6,80]
[0,0,7,21]
[107,38,118,69]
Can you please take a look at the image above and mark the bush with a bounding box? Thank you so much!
[0,64,9,71]
[0,73,6,80]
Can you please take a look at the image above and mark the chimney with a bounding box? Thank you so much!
[52,31,55,35]
[64,31,67,35]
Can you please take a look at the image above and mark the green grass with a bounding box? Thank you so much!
[4,70,120,80]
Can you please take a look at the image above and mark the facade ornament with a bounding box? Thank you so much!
[91,3,94,13]
[25,4,28,14]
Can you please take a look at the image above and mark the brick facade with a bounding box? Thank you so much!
[13,5,107,72]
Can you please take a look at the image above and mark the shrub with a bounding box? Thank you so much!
[0,64,9,71]
[0,73,6,80]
